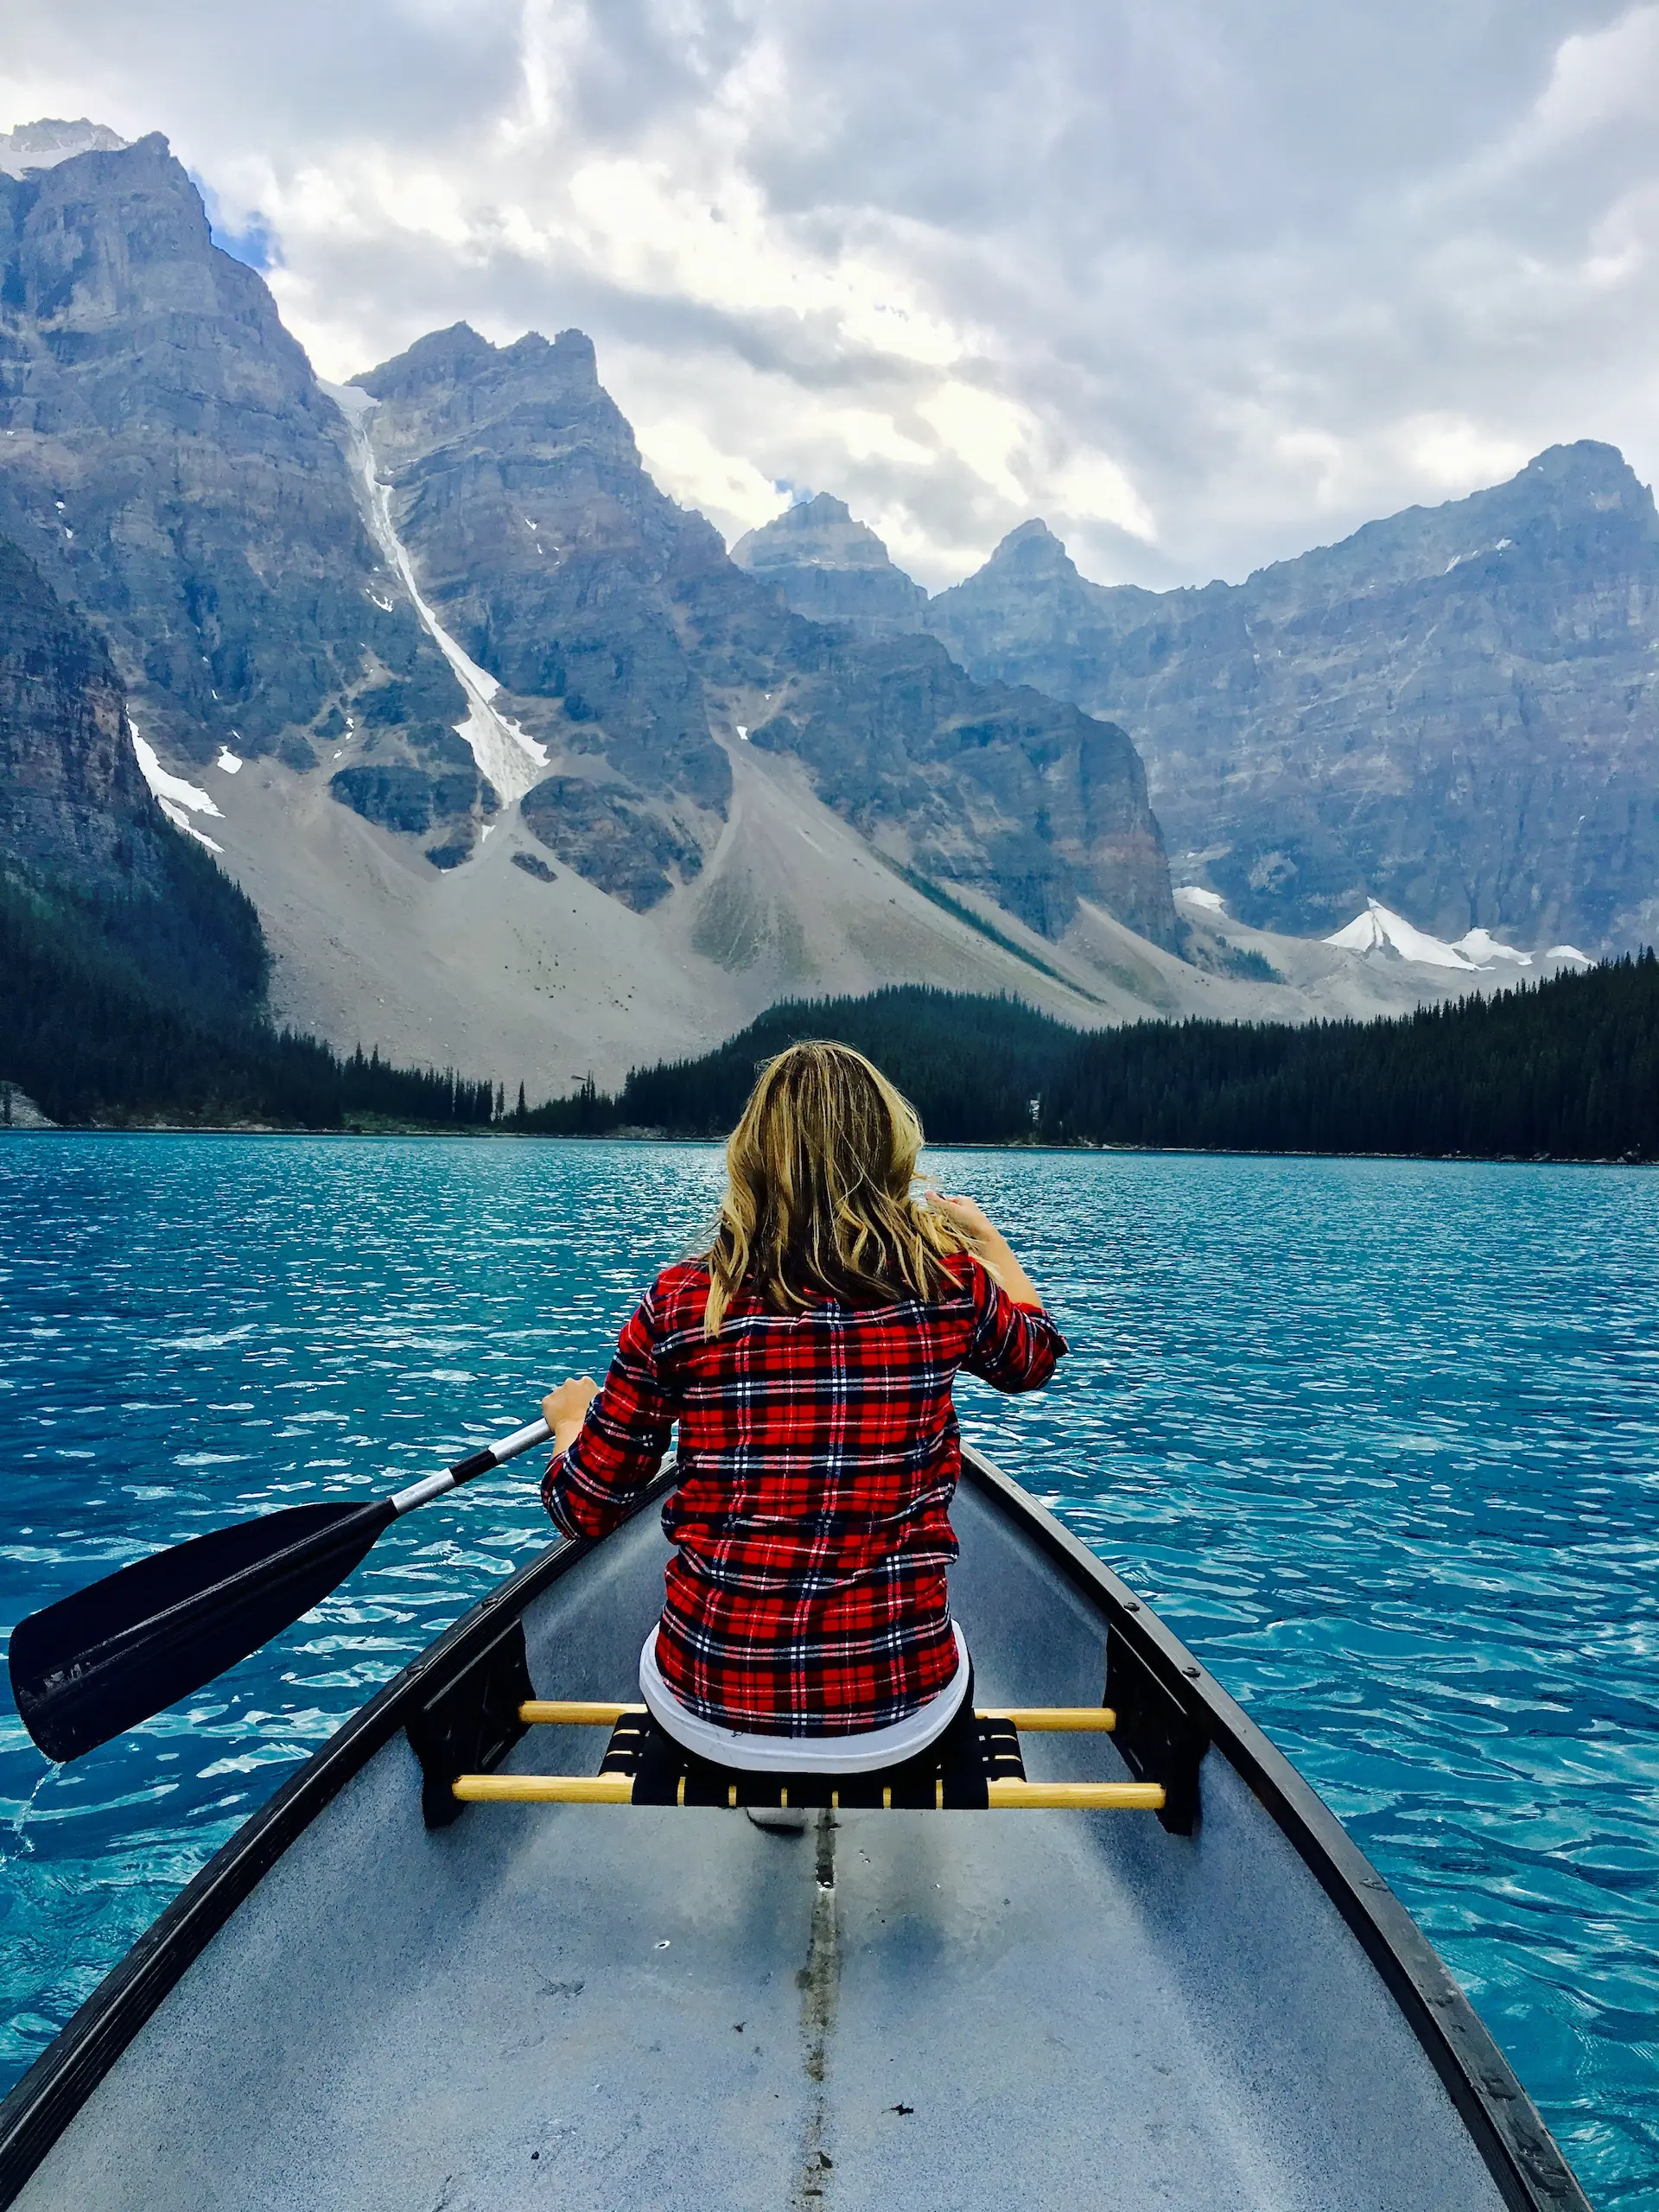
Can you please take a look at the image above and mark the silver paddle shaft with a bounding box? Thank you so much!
[388,1417,552,1516]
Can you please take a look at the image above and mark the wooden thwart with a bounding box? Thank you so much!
[983,1707,1117,1732]
[474,1697,1147,1814]
[452,1773,1165,1810]
[520,1700,644,1726]
[518,1700,1116,1732]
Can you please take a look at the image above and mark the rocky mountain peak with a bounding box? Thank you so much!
[544,327,599,383]
[0,130,314,392]
[353,321,497,399]
[1521,436,1646,499]
[728,491,926,637]
[0,130,460,772]
[353,322,601,408]
[988,518,1071,571]
[925,515,1161,674]
[928,438,1659,951]
[0,119,129,177]
[353,320,639,485]
[733,492,897,575]
[1503,438,1656,533]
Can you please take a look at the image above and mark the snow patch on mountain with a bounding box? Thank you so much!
[322,381,549,806]
[1325,900,1480,969]
[1175,885,1226,912]
[1454,927,1530,967]
[0,120,128,177]
[130,723,224,852]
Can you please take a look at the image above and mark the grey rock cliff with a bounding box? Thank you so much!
[925,448,1659,950]
[0,533,149,881]
[730,493,927,637]
[0,530,268,1012]
[0,132,486,868]
[356,327,1178,944]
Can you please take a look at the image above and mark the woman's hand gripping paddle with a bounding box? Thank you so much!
[8,1416,552,1764]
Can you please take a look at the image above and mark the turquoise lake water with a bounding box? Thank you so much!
[0,1134,1654,2203]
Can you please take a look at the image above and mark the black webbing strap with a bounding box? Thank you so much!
[599,1703,1026,1809]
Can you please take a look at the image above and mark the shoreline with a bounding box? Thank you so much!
[1,1124,1650,1168]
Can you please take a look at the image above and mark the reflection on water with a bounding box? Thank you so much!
[0,1136,1654,2204]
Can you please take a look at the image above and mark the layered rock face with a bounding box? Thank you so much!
[353,323,734,904]
[0,534,144,881]
[925,448,1659,950]
[0,134,488,869]
[749,634,1174,942]
[355,327,1177,943]
[730,493,928,637]
[0,532,266,1011]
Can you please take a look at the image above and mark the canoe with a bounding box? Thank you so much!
[0,1442,1588,2211]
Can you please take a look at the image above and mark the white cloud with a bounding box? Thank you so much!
[1518,3,1659,152]
[632,416,789,538]
[1397,415,1531,494]
[2,1,1655,590]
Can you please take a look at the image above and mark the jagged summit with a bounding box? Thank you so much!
[926,439,1659,952]
[0,118,128,176]
[353,323,600,404]
[944,518,1093,598]
[734,492,900,574]
[730,492,926,636]
[1515,437,1648,500]
[0,129,442,773]
[986,518,1068,565]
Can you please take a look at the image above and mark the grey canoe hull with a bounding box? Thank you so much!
[0,1446,1586,2211]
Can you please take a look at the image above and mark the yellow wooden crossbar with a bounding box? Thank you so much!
[451,1774,1164,1811]
[987,1781,1163,1809]
[455,1774,635,1804]
[517,1701,1116,1732]
[519,1700,645,1726]
[982,1707,1117,1732]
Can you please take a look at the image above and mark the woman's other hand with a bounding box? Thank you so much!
[929,1192,996,1249]
[543,1376,599,1454]
[927,1192,1044,1310]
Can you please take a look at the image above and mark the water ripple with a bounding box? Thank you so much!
[0,1135,1653,2206]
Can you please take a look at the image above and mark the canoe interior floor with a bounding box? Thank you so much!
[15,1484,1508,2212]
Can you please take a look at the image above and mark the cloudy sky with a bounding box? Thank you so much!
[4,1,1657,589]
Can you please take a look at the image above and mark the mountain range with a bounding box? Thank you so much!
[748,461,1659,955]
[0,124,1627,1098]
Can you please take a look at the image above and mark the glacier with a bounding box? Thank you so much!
[321,382,550,808]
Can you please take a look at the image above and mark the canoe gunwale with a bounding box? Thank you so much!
[0,1449,1590,2212]
[956,1443,1590,2212]
[0,1473,677,2209]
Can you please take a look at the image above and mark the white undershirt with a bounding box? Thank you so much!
[639,1623,971,1773]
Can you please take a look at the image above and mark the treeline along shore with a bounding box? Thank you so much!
[0,868,495,1131]
[527,963,1659,1163]
[3,848,1655,1160]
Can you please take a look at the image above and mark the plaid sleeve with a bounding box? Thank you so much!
[542,1287,678,1539]
[962,1258,1069,1392]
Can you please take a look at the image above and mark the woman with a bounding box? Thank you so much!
[540,1040,1066,1773]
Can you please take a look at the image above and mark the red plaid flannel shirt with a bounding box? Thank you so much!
[542,1252,1067,1734]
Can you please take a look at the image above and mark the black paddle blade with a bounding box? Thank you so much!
[9,1498,397,1763]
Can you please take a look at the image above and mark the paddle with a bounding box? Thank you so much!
[8,1415,553,1764]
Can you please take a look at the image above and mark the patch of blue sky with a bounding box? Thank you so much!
[187,169,280,273]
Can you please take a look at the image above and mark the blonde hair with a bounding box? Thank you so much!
[703,1040,965,1336]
